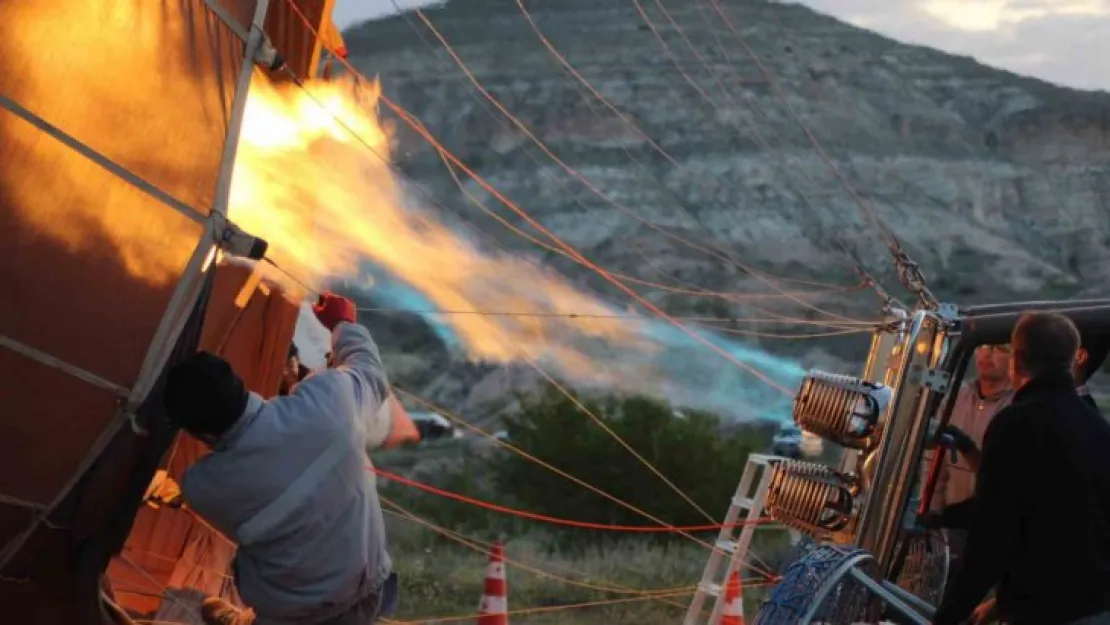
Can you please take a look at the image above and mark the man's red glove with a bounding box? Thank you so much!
[313,292,357,331]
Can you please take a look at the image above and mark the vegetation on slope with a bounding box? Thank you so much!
[376,389,795,623]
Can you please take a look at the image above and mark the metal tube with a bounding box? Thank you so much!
[0,0,274,576]
[0,333,130,398]
[873,317,949,573]
[0,93,206,225]
[962,298,1110,316]
[880,579,936,618]
[800,551,873,624]
[211,0,274,217]
[962,303,1110,346]
[839,314,906,480]
[847,566,930,625]
[853,311,928,554]
[915,345,968,517]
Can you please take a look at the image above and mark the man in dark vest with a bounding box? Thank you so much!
[934,312,1110,625]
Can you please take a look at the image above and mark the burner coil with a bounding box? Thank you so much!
[765,460,855,538]
[792,370,891,449]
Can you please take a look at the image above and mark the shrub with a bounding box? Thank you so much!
[489,385,766,545]
[376,387,794,622]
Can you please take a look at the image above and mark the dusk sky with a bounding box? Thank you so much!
[332,0,1109,92]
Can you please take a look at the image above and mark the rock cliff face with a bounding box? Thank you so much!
[341,0,1110,410]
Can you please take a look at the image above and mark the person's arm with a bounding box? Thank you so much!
[928,389,973,512]
[330,321,389,411]
[933,410,1026,625]
[311,293,390,437]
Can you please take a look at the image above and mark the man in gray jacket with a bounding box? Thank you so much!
[164,292,397,625]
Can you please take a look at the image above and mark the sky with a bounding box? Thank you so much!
[332,0,1110,92]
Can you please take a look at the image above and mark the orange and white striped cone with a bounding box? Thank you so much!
[721,570,744,625]
[477,541,508,625]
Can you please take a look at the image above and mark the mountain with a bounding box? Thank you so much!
[339,0,1110,413]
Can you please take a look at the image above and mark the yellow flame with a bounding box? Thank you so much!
[2,1,798,416]
[229,73,653,372]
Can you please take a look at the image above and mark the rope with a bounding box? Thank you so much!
[708,325,871,339]
[406,5,868,326]
[429,153,875,338]
[0,93,207,226]
[276,1,799,397]
[380,591,696,624]
[273,47,835,345]
[517,0,900,314]
[383,502,780,624]
[408,0,859,296]
[305,5,870,331]
[703,0,938,309]
[423,93,850,318]
[268,6,786,583]
[357,305,881,339]
[381,499,711,597]
[113,553,225,618]
[393,387,781,578]
[373,467,774,533]
[0,333,130,398]
[525,362,724,524]
[123,547,233,582]
[432,145,871,333]
[355,304,875,325]
[254,74,788,578]
[630,0,902,309]
[397,2,856,299]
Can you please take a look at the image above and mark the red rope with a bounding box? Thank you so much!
[370,467,770,533]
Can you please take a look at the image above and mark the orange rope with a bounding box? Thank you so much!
[408,7,864,326]
[507,0,859,297]
[393,388,782,578]
[356,304,875,327]
[373,467,774,533]
[434,149,870,331]
[380,499,720,596]
[533,0,895,302]
[379,590,700,624]
[704,0,900,252]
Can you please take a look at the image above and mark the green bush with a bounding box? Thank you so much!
[378,384,774,548]
[376,387,794,622]
[489,386,765,545]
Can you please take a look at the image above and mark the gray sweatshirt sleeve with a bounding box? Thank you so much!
[331,321,390,416]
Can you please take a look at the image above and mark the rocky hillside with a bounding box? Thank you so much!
[340,0,1110,412]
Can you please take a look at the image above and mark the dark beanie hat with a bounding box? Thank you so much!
[164,352,249,439]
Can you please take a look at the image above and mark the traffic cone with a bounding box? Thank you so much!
[477,541,508,625]
[721,570,744,625]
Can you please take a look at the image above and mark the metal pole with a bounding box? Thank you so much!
[212,0,274,218]
[0,0,274,575]
[854,311,933,566]
[800,551,873,623]
[880,579,936,618]
[848,566,929,625]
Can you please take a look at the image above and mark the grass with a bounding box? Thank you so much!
[382,513,796,624]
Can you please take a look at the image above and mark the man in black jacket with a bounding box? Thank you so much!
[934,312,1110,625]
[1075,334,1109,415]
